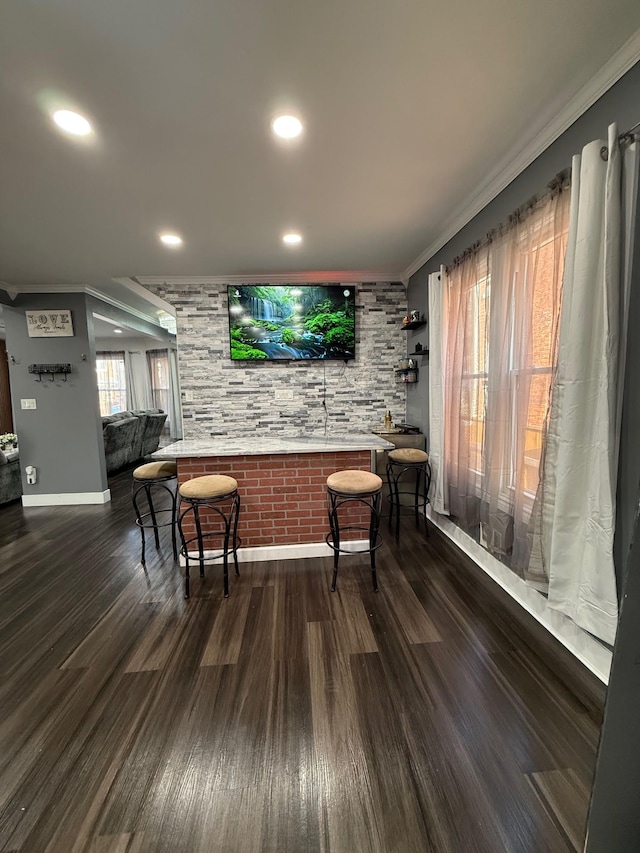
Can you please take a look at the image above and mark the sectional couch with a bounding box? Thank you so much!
[0,410,167,505]
[101,408,167,473]
[0,449,21,505]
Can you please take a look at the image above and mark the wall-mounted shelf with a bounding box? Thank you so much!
[401,320,426,331]
[28,363,72,382]
[409,350,428,357]
[395,367,419,384]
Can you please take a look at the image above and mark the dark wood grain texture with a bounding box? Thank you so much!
[0,467,605,852]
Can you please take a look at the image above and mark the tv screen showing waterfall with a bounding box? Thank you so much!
[228,285,356,360]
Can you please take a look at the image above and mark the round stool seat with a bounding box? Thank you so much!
[327,469,382,495]
[132,462,178,568]
[179,474,238,500]
[133,461,177,480]
[388,448,428,464]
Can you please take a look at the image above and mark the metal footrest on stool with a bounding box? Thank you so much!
[132,461,178,568]
[326,469,383,592]
[385,448,431,542]
[177,474,241,599]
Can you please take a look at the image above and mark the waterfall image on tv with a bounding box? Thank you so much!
[228,285,356,360]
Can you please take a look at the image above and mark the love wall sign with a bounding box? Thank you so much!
[25,310,74,337]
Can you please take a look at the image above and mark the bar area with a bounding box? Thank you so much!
[154,433,393,554]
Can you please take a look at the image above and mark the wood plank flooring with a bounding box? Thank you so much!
[0,469,605,852]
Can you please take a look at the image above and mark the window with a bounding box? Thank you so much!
[461,273,489,478]
[147,349,170,423]
[443,186,570,563]
[96,352,126,416]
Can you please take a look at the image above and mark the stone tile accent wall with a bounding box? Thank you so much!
[143,282,407,439]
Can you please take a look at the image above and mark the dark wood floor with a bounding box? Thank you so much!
[0,469,605,853]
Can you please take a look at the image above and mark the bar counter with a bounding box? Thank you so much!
[154,433,393,557]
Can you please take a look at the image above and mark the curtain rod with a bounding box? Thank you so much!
[600,119,639,161]
[447,119,639,271]
[448,168,570,271]
[621,119,640,140]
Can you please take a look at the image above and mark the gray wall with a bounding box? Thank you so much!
[142,281,408,438]
[406,59,640,433]
[4,293,108,497]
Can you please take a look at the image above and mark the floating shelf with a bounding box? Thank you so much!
[395,367,419,384]
[410,350,428,357]
[401,320,426,331]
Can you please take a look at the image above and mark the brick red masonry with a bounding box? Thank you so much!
[177,451,375,548]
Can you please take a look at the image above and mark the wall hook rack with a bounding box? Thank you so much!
[28,363,72,382]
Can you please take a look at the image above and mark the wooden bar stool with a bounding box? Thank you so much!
[386,448,431,541]
[177,474,241,599]
[132,461,178,568]
[326,469,383,592]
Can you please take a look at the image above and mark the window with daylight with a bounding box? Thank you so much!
[96,351,127,416]
[147,349,170,424]
[443,184,570,568]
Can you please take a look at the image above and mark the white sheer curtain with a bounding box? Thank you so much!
[531,124,639,644]
[428,267,449,514]
[441,184,570,567]
[147,349,170,414]
[125,350,152,411]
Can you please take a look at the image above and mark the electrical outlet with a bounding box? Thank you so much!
[21,398,37,409]
[274,389,294,401]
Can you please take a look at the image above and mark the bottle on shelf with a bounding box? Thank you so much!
[384,410,393,430]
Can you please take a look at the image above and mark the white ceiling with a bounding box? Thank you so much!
[1,0,640,300]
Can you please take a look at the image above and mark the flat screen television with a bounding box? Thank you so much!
[228,284,356,360]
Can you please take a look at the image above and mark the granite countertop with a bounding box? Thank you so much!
[153,433,394,459]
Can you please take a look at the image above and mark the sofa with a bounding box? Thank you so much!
[0,449,21,505]
[101,408,167,473]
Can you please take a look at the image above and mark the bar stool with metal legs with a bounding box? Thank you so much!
[132,461,178,567]
[177,474,241,599]
[326,469,383,592]
[386,448,431,541]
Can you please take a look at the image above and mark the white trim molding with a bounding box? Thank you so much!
[22,489,111,507]
[427,508,612,683]
[113,278,176,316]
[404,28,640,282]
[86,285,168,329]
[181,539,372,565]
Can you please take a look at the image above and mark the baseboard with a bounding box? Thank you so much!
[22,489,111,507]
[426,508,612,684]
[180,539,371,565]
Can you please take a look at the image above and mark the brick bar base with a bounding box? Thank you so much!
[177,450,375,549]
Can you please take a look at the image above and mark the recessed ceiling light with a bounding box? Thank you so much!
[283,232,302,245]
[271,115,303,139]
[160,233,183,247]
[114,328,123,334]
[52,109,92,136]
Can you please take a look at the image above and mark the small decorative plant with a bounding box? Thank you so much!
[0,433,18,450]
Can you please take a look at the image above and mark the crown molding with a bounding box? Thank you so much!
[84,286,166,328]
[403,28,640,282]
[0,281,167,330]
[3,283,88,294]
[135,270,404,287]
[113,277,176,315]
